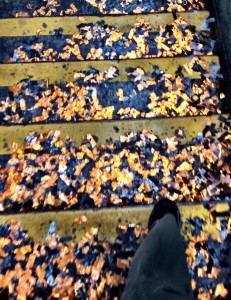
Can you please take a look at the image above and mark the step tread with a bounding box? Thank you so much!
[0,114,228,155]
[0,55,219,86]
[0,203,229,242]
[0,11,210,37]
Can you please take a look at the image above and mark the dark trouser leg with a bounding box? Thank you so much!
[122,214,194,300]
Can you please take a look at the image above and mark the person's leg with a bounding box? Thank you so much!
[122,200,194,300]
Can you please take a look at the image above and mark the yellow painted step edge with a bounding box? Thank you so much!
[0,203,229,242]
[0,114,228,155]
[0,56,219,86]
[0,11,210,37]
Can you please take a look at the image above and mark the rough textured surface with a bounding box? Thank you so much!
[211,0,231,77]
[0,204,229,243]
[1,17,215,64]
[0,214,230,299]
[0,0,205,18]
[0,59,223,124]
[0,115,230,212]
[205,0,231,110]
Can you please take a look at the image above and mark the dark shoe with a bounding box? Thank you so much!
[0,288,9,300]
[148,198,182,230]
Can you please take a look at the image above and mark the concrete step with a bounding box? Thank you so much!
[0,2,230,298]
[0,11,214,64]
[0,114,228,155]
[0,11,210,37]
[0,55,219,86]
[0,203,229,242]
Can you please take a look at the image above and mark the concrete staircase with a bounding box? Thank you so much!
[0,1,230,298]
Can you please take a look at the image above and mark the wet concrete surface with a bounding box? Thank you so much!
[0,0,171,18]
[205,0,231,111]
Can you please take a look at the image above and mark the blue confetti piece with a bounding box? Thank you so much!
[46,221,57,240]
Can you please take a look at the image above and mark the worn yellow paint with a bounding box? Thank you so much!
[0,56,219,86]
[0,114,228,155]
[0,203,229,242]
[0,11,210,37]
[0,7,225,248]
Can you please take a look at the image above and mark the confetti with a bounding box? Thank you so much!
[0,58,223,125]
[0,212,230,299]
[7,17,215,64]
[9,0,206,18]
[0,115,230,212]
[74,215,88,224]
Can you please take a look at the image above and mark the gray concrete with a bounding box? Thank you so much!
[212,0,231,110]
